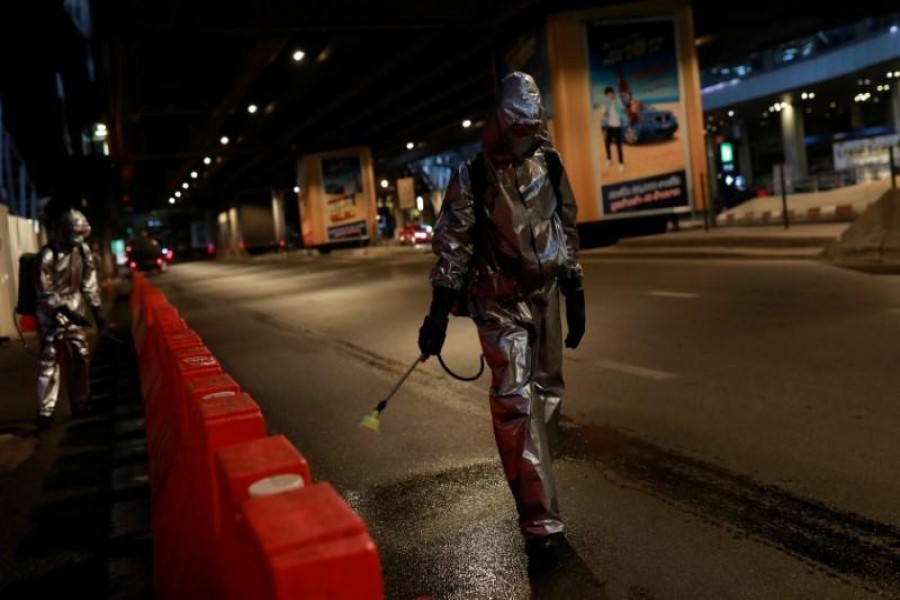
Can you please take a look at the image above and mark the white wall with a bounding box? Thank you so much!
[0,204,43,338]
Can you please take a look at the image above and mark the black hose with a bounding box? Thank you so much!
[437,353,486,382]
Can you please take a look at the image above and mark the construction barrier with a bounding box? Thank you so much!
[241,483,383,599]
[216,435,313,600]
[129,273,383,599]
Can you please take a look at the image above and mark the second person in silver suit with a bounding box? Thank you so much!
[34,208,105,429]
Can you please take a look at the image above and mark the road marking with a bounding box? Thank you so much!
[594,359,678,381]
[650,290,698,299]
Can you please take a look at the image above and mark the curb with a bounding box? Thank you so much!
[582,248,826,261]
[716,203,866,227]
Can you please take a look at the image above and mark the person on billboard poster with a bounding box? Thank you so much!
[601,86,629,172]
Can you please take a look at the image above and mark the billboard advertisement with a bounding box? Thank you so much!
[320,156,368,242]
[586,17,691,217]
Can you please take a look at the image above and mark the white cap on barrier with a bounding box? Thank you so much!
[201,390,238,401]
[248,473,305,498]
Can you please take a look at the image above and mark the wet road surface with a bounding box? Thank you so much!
[155,253,900,599]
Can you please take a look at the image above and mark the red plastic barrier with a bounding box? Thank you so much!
[141,307,184,356]
[242,483,383,600]
[146,348,220,505]
[140,318,190,398]
[131,280,386,599]
[149,348,222,597]
[193,391,266,530]
[188,391,267,598]
[143,327,198,395]
[153,374,248,600]
[215,435,312,600]
[133,291,168,350]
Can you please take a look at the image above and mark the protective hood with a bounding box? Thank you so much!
[61,208,91,243]
[483,72,551,162]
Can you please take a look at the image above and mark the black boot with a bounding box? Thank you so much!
[33,414,55,431]
[525,532,564,574]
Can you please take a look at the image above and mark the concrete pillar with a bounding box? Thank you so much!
[271,188,286,244]
[228,207,240,257]
[18,162,27,217]
[704,130,719,213]
[0,104,5,199]
[890,82,900,134]
[780,94,808,180]
[2,128,13,205]
[850,102,865,130]
[735,120,754,192]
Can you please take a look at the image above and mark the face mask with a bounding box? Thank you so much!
[508,135,538,158]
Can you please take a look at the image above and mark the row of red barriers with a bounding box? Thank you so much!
[130,273,383,599]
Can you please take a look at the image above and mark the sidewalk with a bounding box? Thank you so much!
[583,222,850,260]
[0,287,151,599]
[714,181,890,226]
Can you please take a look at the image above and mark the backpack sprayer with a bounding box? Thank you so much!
[12,252,121,353]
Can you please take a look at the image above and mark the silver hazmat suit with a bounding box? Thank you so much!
[430,72,583,540]
[36,209,102,417]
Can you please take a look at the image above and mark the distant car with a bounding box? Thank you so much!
[126,237,168,273]
[623,104,678,144]
[398,224,434,246]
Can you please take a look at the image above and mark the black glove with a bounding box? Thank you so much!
[560,279,585,349]
[417,286,456,357]
[92,306,107,330]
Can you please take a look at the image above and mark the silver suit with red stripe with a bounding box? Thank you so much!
[36,209,102,417]
[430,73,583,540]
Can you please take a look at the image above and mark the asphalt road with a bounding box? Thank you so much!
[155,251,900,600]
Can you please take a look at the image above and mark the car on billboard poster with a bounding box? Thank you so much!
[587,18,691,218]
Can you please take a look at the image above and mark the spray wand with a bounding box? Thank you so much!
[358,352,486,434]
[359,355,424,433]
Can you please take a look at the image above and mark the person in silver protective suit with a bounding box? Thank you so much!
[34,208,105,430]
[418,72,586,567]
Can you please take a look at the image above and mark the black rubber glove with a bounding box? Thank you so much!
[92,306,106,330]
[418,286,456,357]
[560,278,585,349]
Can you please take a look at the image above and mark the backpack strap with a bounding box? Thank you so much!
[544,148,564,216]
[468,152,487,234]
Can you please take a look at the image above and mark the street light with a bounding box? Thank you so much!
[380,179,389,189]
[175,191,182,198]
[168,197,175,205]
[462,119,472,128]
[293,186,300,193]
[190,171,198,179]
[247,104,258,114]
[203,156,212,165]
[406,142,415,150]
[220,136,230,145]
[182,182,189,189]
[292,50,305,62]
